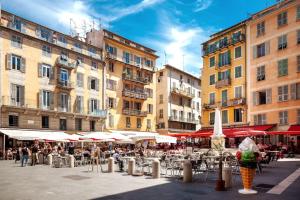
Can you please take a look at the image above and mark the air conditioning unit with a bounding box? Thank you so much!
[76,59,82,66]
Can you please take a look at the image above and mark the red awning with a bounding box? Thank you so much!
[268,131,300,136]
[288,125,300,131]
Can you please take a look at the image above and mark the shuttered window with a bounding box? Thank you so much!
[254,114,266,125]
[278,85,288,102]
[257,65,265,81]
[277,11,287,27]
[279,111,288,125]
[7,54,26,72]
[290,83,300,100]
[77,73,84,87]
[278,59,288,77]
[278,35,287,50]
[209,74,215,85]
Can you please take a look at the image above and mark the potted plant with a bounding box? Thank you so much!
[236,137,259,194]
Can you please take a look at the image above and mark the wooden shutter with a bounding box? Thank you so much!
[88,98,91,113]
[88,76,91,90]
[278,87,282,102]
[252,92,257,106]
[20,86,25,106]
[253,46,257,59]
[68,95,71,112]
[49,67,54,80]
[39,89,43,108]
[297,83,300,99]
[50,92,54,110]
[58,93,61,108]
[38,63,43,77]
[10,84,16,105]
[227,50,231,64]
[95,79,99,91]
[290,84,296,100]
[21,22,26,33]
[266,88,272,104]
[113,98,117,108]
[6,54,12,70]
[21,57,26,73]
[265,41,270,55]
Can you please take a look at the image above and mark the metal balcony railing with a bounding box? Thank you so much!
[56,57,76,69]
[56,79,74,89]
[122,109,148,117]
[171,87,195,99]
[122,73,149,84]
[122,89,147,100]
[169,116,199,124]
[215,78,231,89]
[89,109,107,118]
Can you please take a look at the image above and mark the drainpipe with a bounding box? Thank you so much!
[102,56,106,132]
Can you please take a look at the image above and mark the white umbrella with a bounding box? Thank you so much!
[79,132,114,141]
[213,108,225,138]
[155,135,177,144]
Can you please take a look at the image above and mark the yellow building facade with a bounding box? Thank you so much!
[0,10,106,132]
[201,22,247,128]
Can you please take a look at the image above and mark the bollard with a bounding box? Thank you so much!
[47,154,52,166]
[69,155,74,168]
[152,159,160,179]
[222,166,232,188]
[183,160,192,183]
[128,158,135,175]
[108,157,114,173]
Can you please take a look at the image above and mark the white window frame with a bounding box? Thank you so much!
[234,86,243,99]
[11,55,21,71]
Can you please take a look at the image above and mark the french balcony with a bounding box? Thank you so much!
[203,103,217,110]
[89,109,107,118]
[57,106,71,113]
[56,57,76,70]
[222,98,246,107]
[171,87,195,99]
[122,109,148,117]
[122,89,147,100]
[56,79,74,90]
[1,96,25,107]
[122,73,149,85]
[215,78,231,89]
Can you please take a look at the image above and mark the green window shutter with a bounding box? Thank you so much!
[228,50,231,64]
[218,53,221,67]
[218,72,221,81]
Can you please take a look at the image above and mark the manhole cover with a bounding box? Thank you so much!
[255,184,275,189]
[63,175,91,180]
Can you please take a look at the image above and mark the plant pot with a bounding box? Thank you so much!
[239,167,257,194]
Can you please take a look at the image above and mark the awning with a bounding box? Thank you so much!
[79,132,114,141]
[288,125,300,131]
[155,135,177,144]
[267,131,300,136]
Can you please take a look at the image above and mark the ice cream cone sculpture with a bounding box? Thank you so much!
[236,137,259,194]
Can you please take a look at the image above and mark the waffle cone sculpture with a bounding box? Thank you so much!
[240,167,255,190]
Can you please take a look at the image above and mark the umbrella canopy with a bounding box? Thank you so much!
[79,132,114,141]
[155,135,177,144]
[213,108,225,138]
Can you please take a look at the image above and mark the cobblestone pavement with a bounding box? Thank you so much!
[0,160,299,200]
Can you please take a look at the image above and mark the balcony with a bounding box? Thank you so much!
[122,89,147,100]
[202,33,246,56]
[203,103,217,110]
[122,109,148,117]
[122,73,149,85]
[171,87,195,99]
[89,109,107,118]
[215,78,231,89]
[56,57,76,70]
[56,79,74,90]
[222,98,246,107]
[1,96,25,108]
[169,116,199,124]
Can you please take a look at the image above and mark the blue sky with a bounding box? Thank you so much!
[1,0,277,76]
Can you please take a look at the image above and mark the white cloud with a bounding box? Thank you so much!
[194,0,213,12]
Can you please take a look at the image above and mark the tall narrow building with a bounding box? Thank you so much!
[156,65,201,134]
[247,0,300,136]
[87,29,158,132]
[201,22,247,128]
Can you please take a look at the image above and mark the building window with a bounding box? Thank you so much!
[159,95,163,104]
[147,119,151,129]
[9,115,18,127]
[298,56,300,72]
[257,65,265,81]
[91,61,98,70]
[277,11,287,27]
[221,90,228,106]
[159,109,163,118]
[59,93,69,112]
[279,111,288,125]
[297,6,300,20]
[234,109,243,123]
[254,114,266,125]
[209,56,215,67]
[109,115,114,128]
[11,54,22,71]
[75,118,82,131]
[74,43,82,53]
[147,104,153,114]
[145,88,153,98]
[39,64,51,78]
[75,96,84,113]
[278,59,288,77]
[209,74,215,85]
[59,119,67,130]
[222,110,228,124]
[217,70,230,81]
[278,35,287,50]
[137,118,142,128]
[11,17,23,32]
[209,112,215,125]
[290,83,300,100]
[209,93,215,104]
[253,89,272,105]
[297,30,300,44]
[106,79,116,91]
[57,35,67,46]
[108,98,116,109]
[42,90,51,109]
[42,116,49,128]
[42,45,51,57]
[218,50,231,67]
[235,46,241,58]
[278,85,289,102]
[235,66,242,78]
[297,110,300,124]
[90,120,96,131]
[89,77,99,91]
[10,84,25,106]
[257,21,265,36]
[126,117,131,128]
[108,62,114,72]
[77,73,84,87]
[235,86,242,99]
[257,43,266,58]
[11,35,22,48]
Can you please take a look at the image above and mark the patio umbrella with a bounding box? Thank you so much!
[79,132,113,141]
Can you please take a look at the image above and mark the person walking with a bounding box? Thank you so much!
[31,144,38,166]
[21,146,29,167]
